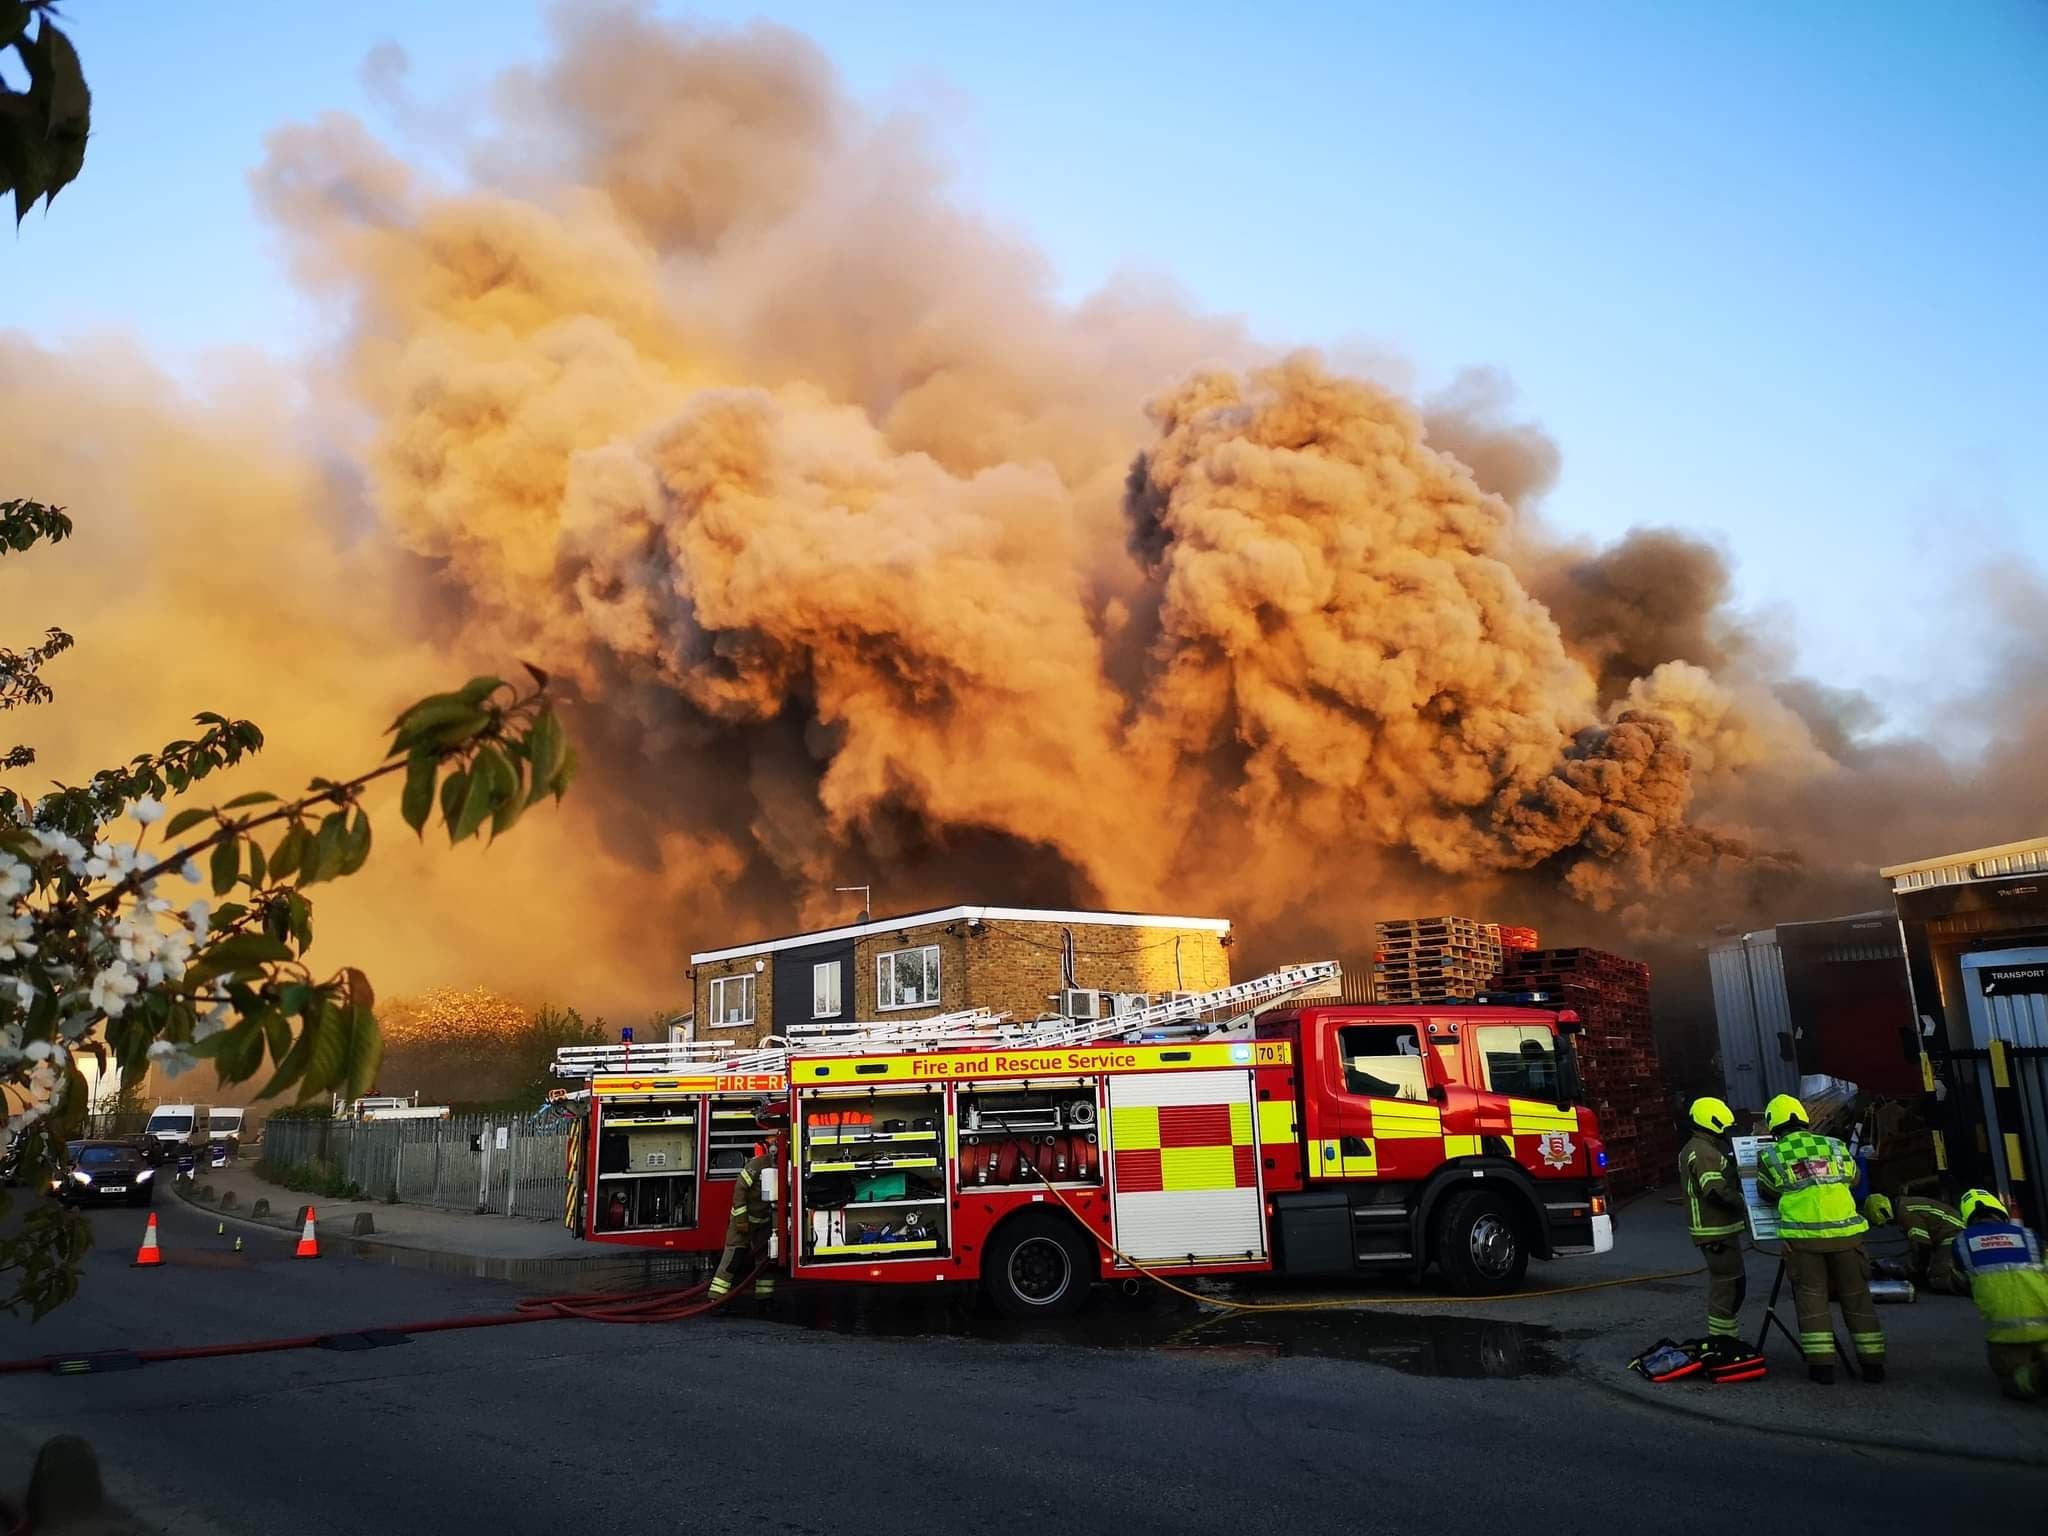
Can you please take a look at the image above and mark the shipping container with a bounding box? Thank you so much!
[1707,931,1799,1110]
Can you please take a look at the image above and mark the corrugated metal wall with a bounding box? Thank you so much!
[1707,932,1799,1110]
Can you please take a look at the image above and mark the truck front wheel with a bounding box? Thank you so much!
[983,1211,1094,1319]
[1433,1189,1529,1295]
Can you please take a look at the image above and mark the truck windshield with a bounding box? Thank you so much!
[1472,1026,1561,1098]
[1338,1024,1430,1100]
[146,1114,193,1134]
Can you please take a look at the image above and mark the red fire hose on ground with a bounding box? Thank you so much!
[0,1262,767,1377]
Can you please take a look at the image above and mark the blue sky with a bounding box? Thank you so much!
[11,1,2046,729]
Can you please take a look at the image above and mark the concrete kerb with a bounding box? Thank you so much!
[1578,1351,2048,1469]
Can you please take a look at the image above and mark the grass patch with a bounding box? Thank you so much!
[254,1157,363,1201]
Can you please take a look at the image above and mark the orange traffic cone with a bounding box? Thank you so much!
[293,1207,320,1259]
[131,1212,164,1268]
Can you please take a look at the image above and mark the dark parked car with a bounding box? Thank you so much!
[55,1140,160,1207]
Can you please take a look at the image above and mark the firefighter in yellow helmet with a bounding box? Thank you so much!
[1863,1191,1970,1296]
[1950,1189,2048,1401]
[1680,1096,1749,1347]
[1755,1094,1883,1382]
[708,1101,785,1306]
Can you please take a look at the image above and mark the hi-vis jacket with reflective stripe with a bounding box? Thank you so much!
[1952,1220,2048,1345]
[1757,1131,1868,1242]
[1680,1131,1746,1242]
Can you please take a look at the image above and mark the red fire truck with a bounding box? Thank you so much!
[555,963,1614,1315]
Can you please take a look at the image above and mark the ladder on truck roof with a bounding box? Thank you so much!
[549,963,1339,1082]
[550,1006,1011,1080]
[996,960,1340,1051]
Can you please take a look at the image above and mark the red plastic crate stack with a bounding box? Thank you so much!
[1497,925,1539,952]
[1492,947,1672,1196]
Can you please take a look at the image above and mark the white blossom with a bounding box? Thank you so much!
[83,841,141,881]
[146,1039,197,1078]
[181,860,202,883]
[88,961,140,1019]
[28,829,86,867]
[185,899,211,932]
[0,855,30,900]
[130,796,167,825]
[0,910,35,961]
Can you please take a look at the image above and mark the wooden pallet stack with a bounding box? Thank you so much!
[1491,946,1672,1195]
[1373,916,1504,1003]
[1497,925,1539,953]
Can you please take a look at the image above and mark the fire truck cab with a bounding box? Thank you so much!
[558,968,1612,1316]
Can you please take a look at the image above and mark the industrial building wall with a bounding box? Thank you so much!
[963,919,1231,1021]
[1707,933,1799,1111]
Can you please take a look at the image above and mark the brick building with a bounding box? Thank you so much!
[688,907,1233,1048]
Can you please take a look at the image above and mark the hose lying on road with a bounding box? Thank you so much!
[0,1262,764,1376]
[1022,1162,1704,1312]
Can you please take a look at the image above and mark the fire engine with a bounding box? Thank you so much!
[553,962,1614,1315]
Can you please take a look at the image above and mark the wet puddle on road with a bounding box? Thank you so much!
[762,1287,1566,1379]
[331,1242,1561,1379]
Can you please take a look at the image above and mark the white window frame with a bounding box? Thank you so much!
[706,973,756,1029]
[812,961,843,1019]
[876,945,942,1012]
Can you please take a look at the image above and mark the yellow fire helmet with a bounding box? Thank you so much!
[1863,1193,1894,1226]
[1764,1094,1808,1133]
[1688,1096,1736,1135]
[1960,1189,2010,1223]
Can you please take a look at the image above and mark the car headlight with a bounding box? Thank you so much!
[137,1167,155,1180]
[70,1170,91,1185]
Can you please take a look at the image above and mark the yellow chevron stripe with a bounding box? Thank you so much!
[1443,1135,1482,1158]
[1229,1100,1253,1147]
[1508,1099,1577,1133]
[1161,1145,1237,1191]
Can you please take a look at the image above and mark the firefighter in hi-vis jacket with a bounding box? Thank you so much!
[708,1104,784,1305]
[1680,1097,1749,1348]
[1757,1094,1884,1383]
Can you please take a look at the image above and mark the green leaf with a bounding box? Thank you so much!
[186,933,293,984]
[336,809,372,877]
[491,759,527,837]
[0,5,32,49]
[285,891,313,952]
[300,812,346,886]
[521,660,551,690]
[209,836,240,896]
[344,966,376,1015]
[164,806,214,838]
[245,837,267,887]
[269,823,307,880]
[343,1002,383,1100]
[390,696,491,754]
[221,791,278,808]
[453,751,500,842]
[438,768,468,834]
[301,1000,348,1098]
[457,675,506,705]
[550,744,581,801]
[260,1006,291,1067]
[256,1016,315,1100]
[278,982,312,1018]
[524,710,565,806]
[400,751,436,837]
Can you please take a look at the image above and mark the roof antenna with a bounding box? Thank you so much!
[834,885,872,923]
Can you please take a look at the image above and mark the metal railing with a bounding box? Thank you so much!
[258,1113,570,1220]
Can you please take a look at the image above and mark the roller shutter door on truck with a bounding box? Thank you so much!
[1106,1069,1266,1264]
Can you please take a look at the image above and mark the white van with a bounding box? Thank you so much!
[208,1107,245,1143]
[143,1103,209,1150]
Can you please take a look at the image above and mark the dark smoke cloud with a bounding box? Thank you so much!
[5,3,2041,1015]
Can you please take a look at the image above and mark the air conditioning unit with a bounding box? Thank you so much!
[1059,988,1106,1020]
[1111,992,1149,1017]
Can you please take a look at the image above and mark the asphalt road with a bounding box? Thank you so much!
[2,1195,2043,1535]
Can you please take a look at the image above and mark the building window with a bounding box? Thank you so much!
[813,962,842,1018]
[877,945,942,1011]
[707,974,756,1029]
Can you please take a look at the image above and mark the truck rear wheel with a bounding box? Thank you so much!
[983,1211,1094,1319]
[1433,1189,1528,1295]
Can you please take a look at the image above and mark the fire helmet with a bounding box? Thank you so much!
[1863,1193,1894,1226]
[1960,1189,2010,1224]
[1688,1096,1735,1135]
[1764,1094,1808,1133]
